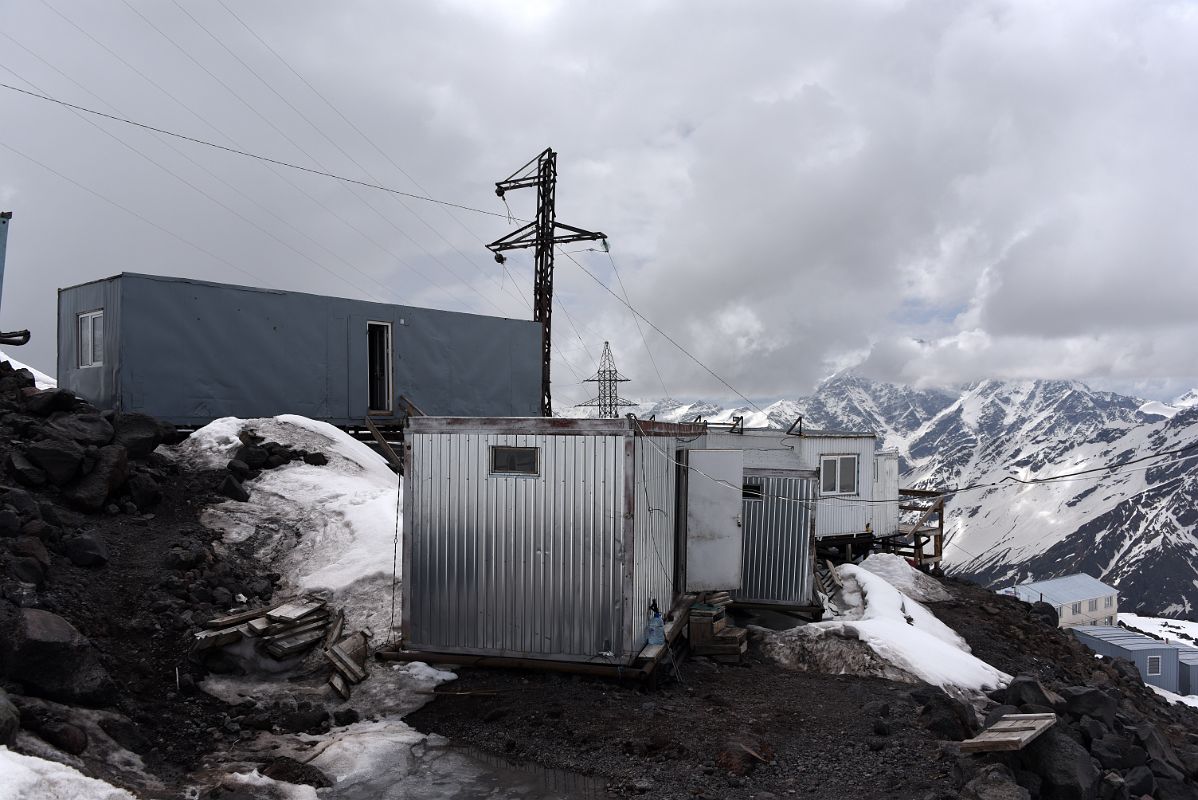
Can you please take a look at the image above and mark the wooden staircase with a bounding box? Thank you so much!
[688,592,747,663]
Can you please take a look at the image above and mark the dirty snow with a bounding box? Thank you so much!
[208,770,318,799]
[0,746,136,800]
[858,553,952,603]
[172,415,400,635]
[0,349,55,389]
[1149,684,1198,709]
[763,564,1008,695]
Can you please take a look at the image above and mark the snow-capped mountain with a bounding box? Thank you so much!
[563,375,1198,617]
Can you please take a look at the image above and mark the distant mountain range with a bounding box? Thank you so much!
[563,375,1198,617]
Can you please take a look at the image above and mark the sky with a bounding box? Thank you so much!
[1,0,1196,406]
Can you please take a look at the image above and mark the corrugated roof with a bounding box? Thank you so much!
[1074,625,1192,652]
[1009,573,1116,606]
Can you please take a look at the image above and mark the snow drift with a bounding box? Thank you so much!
[761,557,1008,695]
[173,415,400,634]
[0,746,135,800]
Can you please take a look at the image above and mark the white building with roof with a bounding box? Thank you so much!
[1002,573,1119,629]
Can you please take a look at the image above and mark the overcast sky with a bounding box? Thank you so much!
[2,0,1196,405]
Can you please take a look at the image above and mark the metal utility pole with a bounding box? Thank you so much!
[576,341,634,419]
[486,149,605,416]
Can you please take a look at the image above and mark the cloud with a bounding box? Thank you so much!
[1,0,1195,403]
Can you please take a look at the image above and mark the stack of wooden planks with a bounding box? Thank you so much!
[960,713,1056,753]
[324,619,370,700]
[689,593,747,663]
[193,596,333,659]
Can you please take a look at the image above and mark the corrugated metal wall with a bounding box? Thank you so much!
[797,435,875,538]
[734,474,816,606]
[404,431,636,662]
[630,436,677,639]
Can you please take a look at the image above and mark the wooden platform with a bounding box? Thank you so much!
[959,713,1056,753]
[689,594,748,663]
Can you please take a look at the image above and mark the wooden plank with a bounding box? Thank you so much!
[204,602,282,629]
[333,636,369,681]
[325,644,367,683]
[247,617,272,636]
[193,626,243,650]
[328,671,351,701]
[262,617,329,643]
[266,597,327,623]
[960,714,1055,753]
[323,611,345,651]
[266,629,325,657]
[364,416,404,472]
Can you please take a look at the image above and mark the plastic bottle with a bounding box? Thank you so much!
[647,610,665,646]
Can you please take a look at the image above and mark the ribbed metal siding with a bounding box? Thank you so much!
[799,436,875,538]
[405,431,630,661]
[871,451,900,537]
[630,437,676,639]
[734,475,816,606]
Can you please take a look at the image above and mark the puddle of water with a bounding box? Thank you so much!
[445,745,608,800]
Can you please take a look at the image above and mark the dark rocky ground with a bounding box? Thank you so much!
[3,358,1198,799]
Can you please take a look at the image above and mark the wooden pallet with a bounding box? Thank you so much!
[960,713,1056,753]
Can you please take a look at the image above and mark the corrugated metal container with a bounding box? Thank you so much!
[57,273,542,425]
[1176,649,1198,695]
[402,417,702,665]
[733,471,817,607]
[1073,626,1181,693]
[871,450,900,537]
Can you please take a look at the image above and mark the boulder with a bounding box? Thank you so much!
[0,689,17,746]
[1020,729,1100,800]
[63,533,109,567]
[6,452,46,487]
[261,756,333,788]
[916,689,977,741]
[985,704,1022,728]
[1090,734,1134,770]
[45,414,114,447]
[9,556,46,586]
[235,445,269,470]
[4,608,115,705]
[25,439,85,485]
[10,536,50,567]
[1133,721,1184,776]
[0,509,20,537]
[962,764,1032,800]
[63,445,129,512]
[218,475,250,503]
[126,474,162,510]
[1006,675,1065,711]
[1122,765,1154,797]
[3,489,41,520]
[23,389,76,416]
[226,459,250,480]
[112,413,164,458]
[1029,601,1060,628]
[302,452,328,466]
[1097,771,1127,800]
[1060,686,1117,727]
[38,720,88,755]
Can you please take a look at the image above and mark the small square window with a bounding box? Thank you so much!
[1147,656,1162,676]
[743,481,763,501]
[77,310,104,368]
[820,455,858,495]
[490,446,539,476]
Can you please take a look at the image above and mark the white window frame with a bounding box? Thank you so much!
[77,309,104,368]
[820,454,859,495]
[1147,655,1162,676]
[1088,598,1098,612]
[1105,595,1113,608]
[1072,602,1082,615]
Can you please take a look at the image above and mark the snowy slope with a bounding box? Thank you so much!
[575,373,1198,616]
[0,348,55,389]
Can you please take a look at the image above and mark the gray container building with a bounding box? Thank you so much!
[402,416,730,666]
[1177,649,1198,696]
[733,470,818,610]
[57,273,542,426]
[1073,626,1181,693]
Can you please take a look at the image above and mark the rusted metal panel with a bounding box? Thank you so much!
[734,473,817,606]
[403,428,639,663]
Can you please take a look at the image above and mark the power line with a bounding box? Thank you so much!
[0,80,513,221]
[606,250,670,400]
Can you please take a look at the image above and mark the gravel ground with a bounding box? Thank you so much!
[407,651,961,800]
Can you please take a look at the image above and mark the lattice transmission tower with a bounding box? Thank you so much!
[576,341,635,418]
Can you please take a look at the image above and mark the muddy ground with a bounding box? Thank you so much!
[407,654,961,800]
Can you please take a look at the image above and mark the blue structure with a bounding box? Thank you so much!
[57,273,543,426]
[1072,625,1185,693]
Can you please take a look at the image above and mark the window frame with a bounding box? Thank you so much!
[77,309,104,368]
[489,445,540,477]
[366,320,393,415]
[742,480,763,502]
[1071,602,1082,616]
[820,454,859,496]
[1105,595,1114,608]
[1147,655,1162,676]
[1088,598,1098,612]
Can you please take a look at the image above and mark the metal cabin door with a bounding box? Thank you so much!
[685,449,744,592]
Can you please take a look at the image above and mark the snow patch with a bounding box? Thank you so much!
[0,746,135,800]
[1148,684,1198,709]
[0,348,55,389]
[859,553,952,603]
[1138,400,1178,419]
[1118,613,1198,645]
[211,770,318,800]
[173,415,399,635]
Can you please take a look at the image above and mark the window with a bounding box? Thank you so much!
[1105,617,1113,625]
[1105,595,1114,608]
[1072,602,1082,616]
[77,310,103,367]
[1147,656,1162,676]
[820,455,858,495]
[1088,599,1098,612]
[490,446,539,476]
[743,481,763,501]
